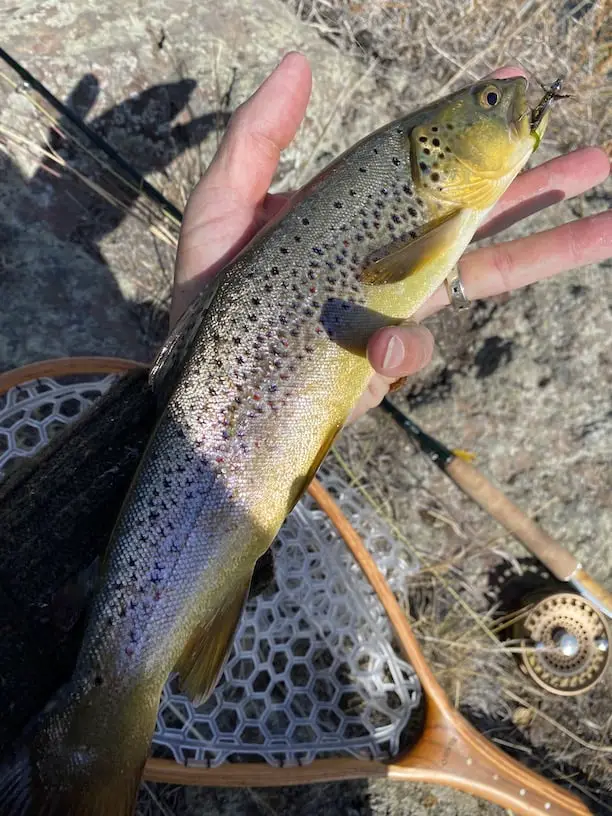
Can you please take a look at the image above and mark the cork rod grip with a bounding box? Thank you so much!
[445,457,577,581]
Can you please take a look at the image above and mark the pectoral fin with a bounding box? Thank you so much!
[361,211,462,285]
[175,572,251,705]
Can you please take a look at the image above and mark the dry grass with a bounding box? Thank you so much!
[286,0,612,153]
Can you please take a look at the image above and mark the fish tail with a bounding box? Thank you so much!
[0,685,157,816]
[0,744,31,816]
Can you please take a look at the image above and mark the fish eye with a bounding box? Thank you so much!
[480,86,501,108]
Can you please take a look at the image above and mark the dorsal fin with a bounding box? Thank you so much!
[149,279,220,403]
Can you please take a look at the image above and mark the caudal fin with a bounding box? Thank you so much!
[0,745,30,816]
[0,740,145,816]
[0,685,156,816]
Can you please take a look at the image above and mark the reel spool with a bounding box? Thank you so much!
[514,592,610,697]
[488,560,610,697]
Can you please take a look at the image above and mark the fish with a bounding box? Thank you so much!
[0,76,551,815]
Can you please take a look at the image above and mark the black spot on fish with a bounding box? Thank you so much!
[419,161,428,172]
[359,167,367,173]
[279,247,288,255]
[392,157,401,166]
[432,138,440,147]
[474,336,514,379]
[349,189,356,196]
[431,172,440,182]
[302,217,310,225]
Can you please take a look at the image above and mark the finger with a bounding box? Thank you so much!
[347,375,395,424]
[476,147,610,240]
[486,65,528,80]
[367,323,435,377]
[417,210,612,318]
[173,53,311,322]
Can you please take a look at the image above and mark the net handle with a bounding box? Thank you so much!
[0,358,592,816]
[0,356,147,392]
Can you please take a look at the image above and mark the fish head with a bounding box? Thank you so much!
[410,77,543,210]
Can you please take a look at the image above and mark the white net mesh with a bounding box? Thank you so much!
[0,369,422,767]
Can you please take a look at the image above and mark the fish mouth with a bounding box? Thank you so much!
[508,77,530,139]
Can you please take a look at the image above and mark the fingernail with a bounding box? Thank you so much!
[382,335,405,370]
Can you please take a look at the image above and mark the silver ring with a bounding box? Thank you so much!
[445,270,471,311]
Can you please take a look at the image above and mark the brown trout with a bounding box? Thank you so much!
[1,77,551,815]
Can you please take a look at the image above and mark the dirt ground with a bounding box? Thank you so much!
[0,0,610,814]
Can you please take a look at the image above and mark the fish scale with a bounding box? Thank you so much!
[0,76,552,816]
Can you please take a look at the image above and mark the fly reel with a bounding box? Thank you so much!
[489,560,610,697]
[513,591,610,697]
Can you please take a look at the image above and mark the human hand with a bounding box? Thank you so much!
[174,53,611,422]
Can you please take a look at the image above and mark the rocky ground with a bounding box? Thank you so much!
[1,0,610,814]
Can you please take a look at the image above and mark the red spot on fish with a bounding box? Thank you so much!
[309,286,316,293]
[125,645,134,656]
[154,590,162,601]
[216,456,224,464]
[253,393,261,401]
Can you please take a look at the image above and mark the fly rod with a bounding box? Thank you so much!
[381,398,612,619]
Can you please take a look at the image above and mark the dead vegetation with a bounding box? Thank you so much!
[286,0,612,153]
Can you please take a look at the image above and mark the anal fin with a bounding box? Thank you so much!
[174,572,251,705]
